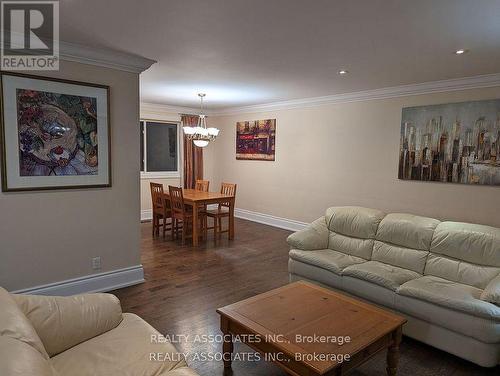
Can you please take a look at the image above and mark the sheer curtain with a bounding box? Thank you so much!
[181,114,203,188]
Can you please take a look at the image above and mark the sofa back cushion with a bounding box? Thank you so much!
[373,213,440,273]
[13,293,123,357]
[326,206,385,259]
[0,287,49,359]
[0,336,58,376]
[425,222,500,289]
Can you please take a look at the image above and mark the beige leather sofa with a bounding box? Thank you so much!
[0,287,198,376]
[287,206,500,367]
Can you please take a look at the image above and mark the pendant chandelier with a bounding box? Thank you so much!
[183,93,219,147]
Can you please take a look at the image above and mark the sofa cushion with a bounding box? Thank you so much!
[0,287,49,359]
[343,261,421,291]
[289,258,344,289]
[325,206,385,259]
[430,222,500,267]
[50,313,190,376]
[425,222,500,289]
[376,213,440,250]
[397,276,500,321]
[289,249,366,275]
[342,276,399,308]
[325,206,385,239]
[372,213,439,274]
[328,232,375,260]
[0,336,58,376]
[13,292,123,357]
[424,253,500,290]
[481,273,500,305]
[371,241,429,274]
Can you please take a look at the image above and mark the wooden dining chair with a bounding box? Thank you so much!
[205,182,236,240]
[194,179,210,231]
[150,182,171,239]
[168,186,205,245]
[195,179,210,191]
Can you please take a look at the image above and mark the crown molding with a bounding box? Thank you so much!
[3,31,156,73]
[59,41,156,73]
[209,73,500,116]
[140,102,200,116]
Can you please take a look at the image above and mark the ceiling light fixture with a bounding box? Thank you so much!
[182,93,219,148]
[455,49,468,55]
[338,69,349,75]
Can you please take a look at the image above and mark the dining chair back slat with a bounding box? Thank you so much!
[169,186,186,215]
[219,182,237,208]
[150,182,171,238]
[195,179,210,191]
[150,182,164,210]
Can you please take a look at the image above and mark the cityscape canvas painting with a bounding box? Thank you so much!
[399,99,500,186]
[1,73,110,191]
[236,119,276,161]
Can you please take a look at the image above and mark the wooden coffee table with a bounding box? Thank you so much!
[217,281,406,375]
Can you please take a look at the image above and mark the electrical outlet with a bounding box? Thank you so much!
[91,257,101,270]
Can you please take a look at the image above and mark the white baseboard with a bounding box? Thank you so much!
[234,208,308,232]
[12,265,145,296]
[141,206,308,231]
[141,209,153,221]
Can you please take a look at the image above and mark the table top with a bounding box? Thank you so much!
[217,281,406,374]
[162,188,234,203]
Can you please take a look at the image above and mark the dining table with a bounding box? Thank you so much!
[161,188,235,246]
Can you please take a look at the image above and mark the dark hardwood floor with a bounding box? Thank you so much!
[113,219,498,376]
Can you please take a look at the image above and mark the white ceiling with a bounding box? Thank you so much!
[59,0,500,110]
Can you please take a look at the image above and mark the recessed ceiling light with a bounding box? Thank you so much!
[338,69,349,75]
[455,49,468,55]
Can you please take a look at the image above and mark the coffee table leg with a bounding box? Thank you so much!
[386,327,402,376]
[221,316,233,368]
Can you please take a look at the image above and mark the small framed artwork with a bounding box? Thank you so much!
[0,72,111,191]
[236,119,276,161]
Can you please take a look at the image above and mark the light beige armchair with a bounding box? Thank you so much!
[0,287,198,376]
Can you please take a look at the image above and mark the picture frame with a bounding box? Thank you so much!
[236,119,276,161]
[0,72,111,191]
[398,99,500,186]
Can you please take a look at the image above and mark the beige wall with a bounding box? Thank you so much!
[0,61,141,291]
[139,108,182,216]
[140,177,180,212]
[206,87,500,228]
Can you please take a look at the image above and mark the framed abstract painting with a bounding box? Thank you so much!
[0,72,111,191]
[399,99,500,186]
[236,119,276,161]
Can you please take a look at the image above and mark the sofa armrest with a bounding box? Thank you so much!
[286,217,329,251]
[481,274,500,305]
[12,292,123,357]
[0,336,59,376]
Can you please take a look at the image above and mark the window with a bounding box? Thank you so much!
[140,120,180,178]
